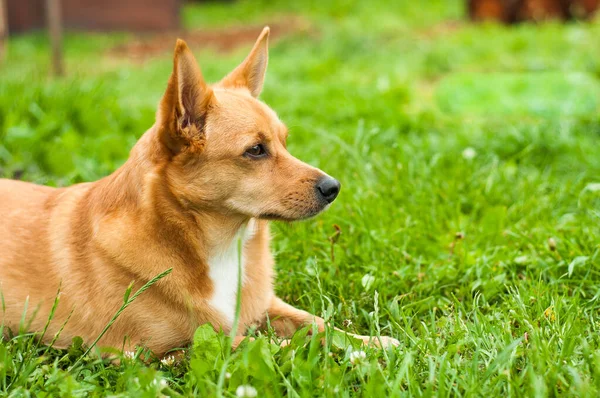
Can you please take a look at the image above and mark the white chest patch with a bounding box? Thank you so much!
[207,219,257,325]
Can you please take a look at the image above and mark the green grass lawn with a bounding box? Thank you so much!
[1,0,600,396]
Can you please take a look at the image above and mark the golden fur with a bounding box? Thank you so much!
[0,28,398,356]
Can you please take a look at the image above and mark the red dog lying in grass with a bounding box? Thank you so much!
[0,28,399,356]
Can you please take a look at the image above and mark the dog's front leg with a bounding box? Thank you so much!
[265,297,399,348]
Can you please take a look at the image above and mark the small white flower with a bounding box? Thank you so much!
[236,385,258,398]
[514,255,528,265]
[152,378,168,390]
[225,372,232,380]
[349,350,367,365]
[462,147,477,160]
[123,351,135,360]
[160,355,175,367]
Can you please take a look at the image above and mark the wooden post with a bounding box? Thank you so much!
[0,0,7,62]
[46,0,64,76]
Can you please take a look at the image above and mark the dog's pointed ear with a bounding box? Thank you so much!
[219,27,269,98]
[157,39,214,155]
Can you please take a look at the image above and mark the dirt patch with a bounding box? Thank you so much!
[416,20,464,39]
[107,16,310,62]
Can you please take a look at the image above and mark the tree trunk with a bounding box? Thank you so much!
[0,0,7,62]
[46,0,64,76]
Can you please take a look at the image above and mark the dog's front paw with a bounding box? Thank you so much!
[375,335,400,348]
[355,335,400,348]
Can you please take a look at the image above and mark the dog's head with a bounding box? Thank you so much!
[154,27,340,221]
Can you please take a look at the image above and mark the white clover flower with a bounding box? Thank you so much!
[123,351,135,360]
[236,385,258,398]
[349,350,367,365]
[462,147,477,160]
[151,378,168,390]
[160,355,175,367]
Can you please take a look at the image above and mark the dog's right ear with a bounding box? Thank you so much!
[157,39,214,155]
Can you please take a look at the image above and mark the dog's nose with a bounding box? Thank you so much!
[316,176,341,204]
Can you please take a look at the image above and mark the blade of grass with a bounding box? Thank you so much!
[216,236,244,396]
[69,267,172,370]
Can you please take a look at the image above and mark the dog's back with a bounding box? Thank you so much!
[0,179,63,332]
[0,179,58,275]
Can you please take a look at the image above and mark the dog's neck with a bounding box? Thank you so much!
[191,211,253,256]
[89,129,252,262]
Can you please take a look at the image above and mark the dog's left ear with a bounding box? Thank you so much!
[219,27,269,98]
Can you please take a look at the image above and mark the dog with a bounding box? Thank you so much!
[0,28,399,356]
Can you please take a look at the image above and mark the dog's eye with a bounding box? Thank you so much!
[245,144,267,159]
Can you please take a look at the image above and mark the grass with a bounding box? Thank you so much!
[1,0,600,396]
